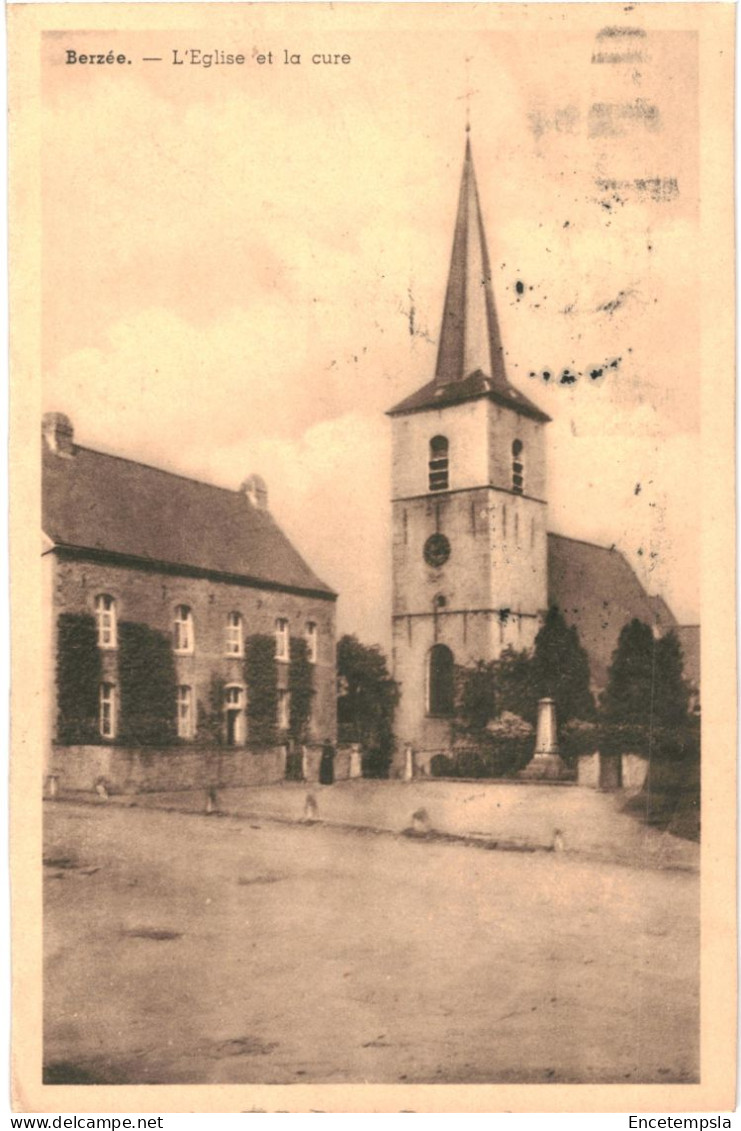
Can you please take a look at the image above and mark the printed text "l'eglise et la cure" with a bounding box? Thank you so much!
[65,49,352,66]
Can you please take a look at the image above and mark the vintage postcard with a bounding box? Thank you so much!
[9,1,736,1114]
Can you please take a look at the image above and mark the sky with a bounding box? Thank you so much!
[41,15,701,652]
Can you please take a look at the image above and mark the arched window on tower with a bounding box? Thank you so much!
[427,644,455,716]
[512,439,524,495]
[428,436,449,492]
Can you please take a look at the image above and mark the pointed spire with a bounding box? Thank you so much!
[387,136,550,423]
[434,137,508,390]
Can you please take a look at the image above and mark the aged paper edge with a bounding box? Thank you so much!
[8,2,737,1114]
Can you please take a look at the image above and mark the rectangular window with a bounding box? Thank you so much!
[306,621,318,664]
[226,612,244,656]
[99,683,116,739]
[177,685,194,739]
[275,617,289,662]
[174,606,194,654]
[277,688,290,730]
[95,594,117,650]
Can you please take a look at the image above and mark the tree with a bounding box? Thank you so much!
[602,618,656,725]
[455,648,538,731]
[531,606,595,725]
[492,646,539,725]
[455,660,495,732]
[603,620,689,727]
[653,631,691,726]
[337,635,398,777]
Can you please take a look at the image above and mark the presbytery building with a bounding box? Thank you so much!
[42,412,337,791]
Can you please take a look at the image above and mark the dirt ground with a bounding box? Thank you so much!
[44,801,699,1085]
[117,778,699,870]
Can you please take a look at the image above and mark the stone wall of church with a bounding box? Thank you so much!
[51,553,337,747]
[391,400,490,499]
[486,402,547,499]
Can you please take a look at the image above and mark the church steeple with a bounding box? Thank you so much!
[434,135,507,390]
[388,136,549,424]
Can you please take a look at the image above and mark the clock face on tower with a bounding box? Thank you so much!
[423,533,451,568]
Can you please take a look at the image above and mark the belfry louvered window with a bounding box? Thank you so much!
[512,439,524,495]
[429,436,449,492]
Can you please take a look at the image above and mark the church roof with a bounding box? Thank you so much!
[547,532,668,688]
[388,137,550,424]
[674,625,700,693]
[42,437,336,599]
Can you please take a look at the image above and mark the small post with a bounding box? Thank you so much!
[403,743,415,782]
[47,774,59,799]
[349,745,362,779]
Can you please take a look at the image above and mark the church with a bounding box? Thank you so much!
[387,136,699,767]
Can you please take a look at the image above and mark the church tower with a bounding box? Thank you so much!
[388,136,551,762]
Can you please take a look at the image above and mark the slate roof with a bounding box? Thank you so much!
[647,594,678,632]
[388,369,551,422]
[388,137,549,425]
[674,625,700,693]
[42,441,336,599]
[547,532,667,688]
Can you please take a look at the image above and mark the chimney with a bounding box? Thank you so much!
[240,474,268,511]
[42,413,75,457]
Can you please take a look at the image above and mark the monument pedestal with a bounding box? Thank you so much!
[518,697,566,781]
[518,752,566,780]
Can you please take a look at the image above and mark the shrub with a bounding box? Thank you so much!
[599,720,700,762]
[559,719,599,766]
[429,753,454,778]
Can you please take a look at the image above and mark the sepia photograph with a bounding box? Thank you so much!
[9,1,735,1114]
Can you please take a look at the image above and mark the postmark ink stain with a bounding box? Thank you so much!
[634,483,641,495]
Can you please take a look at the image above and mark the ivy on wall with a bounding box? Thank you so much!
[118,622,177,745]
[244,634,278,747]
[56,613,102,744]
[289,636,315,742]
[197,675,225,745]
